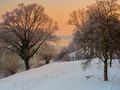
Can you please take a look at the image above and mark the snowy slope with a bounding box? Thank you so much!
[0,59,120,90]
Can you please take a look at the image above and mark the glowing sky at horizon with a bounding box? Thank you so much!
[0,0,95,46]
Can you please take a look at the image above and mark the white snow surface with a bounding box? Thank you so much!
[0,59,120,90]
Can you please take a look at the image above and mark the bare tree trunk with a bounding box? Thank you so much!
[110,53,112,67]
[24,59,30,70]
[104,60,108,81]
[46,60,50,64]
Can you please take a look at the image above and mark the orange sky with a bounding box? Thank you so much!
[0,0,95,46]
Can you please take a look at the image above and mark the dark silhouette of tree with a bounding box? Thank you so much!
[0,3,58,70]
[68,0,120,81]
[54,47,69,61]
[37,43,57,64]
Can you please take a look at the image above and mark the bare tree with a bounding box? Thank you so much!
[0,49,20,77]
[54,47,69,61]
[68,0,120,81]
[37,43,57,64]
[86,0,120,81]
[0,3,58,70]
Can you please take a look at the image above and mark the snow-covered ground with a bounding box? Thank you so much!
[0,59,120,90]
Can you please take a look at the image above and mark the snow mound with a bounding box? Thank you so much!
[0,59,120,90]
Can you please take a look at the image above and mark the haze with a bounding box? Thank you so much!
[0,0,95,46]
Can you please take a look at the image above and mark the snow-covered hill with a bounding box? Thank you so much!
[0,59,120,90]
